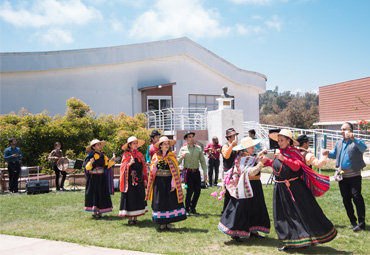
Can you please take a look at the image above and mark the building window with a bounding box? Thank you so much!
[189,94,234,110]
[147,96,172,111]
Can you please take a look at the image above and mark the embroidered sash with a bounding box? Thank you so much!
[145,152,183,203]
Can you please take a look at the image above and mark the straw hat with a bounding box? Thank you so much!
[154,136,176,148]
[268,129,299,146]
[121,136,145,151]
[233,137,262,151]
[86,139,106,152]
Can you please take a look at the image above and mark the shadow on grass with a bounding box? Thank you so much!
[223,236,280,248]
[223,236,351,254]
[156,227,209,233]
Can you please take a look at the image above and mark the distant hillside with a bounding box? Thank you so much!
[259,86,319,129]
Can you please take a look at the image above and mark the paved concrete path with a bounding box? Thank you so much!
[0,234,159,255]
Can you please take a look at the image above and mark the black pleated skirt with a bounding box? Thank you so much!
[218,180,270,238]
[151,176,187,224]
[85,173,113,213]
[273,178,337,248]
[119,178,148,217]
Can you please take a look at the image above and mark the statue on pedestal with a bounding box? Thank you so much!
[221,87,230,98]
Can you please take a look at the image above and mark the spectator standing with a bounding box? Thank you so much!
[3,138,22,193]
[204,136,222,187]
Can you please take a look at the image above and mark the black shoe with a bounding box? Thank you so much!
[353,223,365,232]
[278,246,288,251]
[231,236,242,242]
[251,232,265,238]
[186,210,190,216]
[191,208,200,215]
[61,187,66,191]
[350,222,357,228]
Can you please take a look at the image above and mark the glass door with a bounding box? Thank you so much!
[147,96,172,130]
[147,96,172,111]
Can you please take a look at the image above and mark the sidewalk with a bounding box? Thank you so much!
[0,234,159,255]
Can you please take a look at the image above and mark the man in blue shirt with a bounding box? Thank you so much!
[326,122,367,232]
[3,138,23,193]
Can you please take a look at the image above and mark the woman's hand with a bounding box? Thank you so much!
[153,158,159,166]
[170,187,176,192]
[275,151,284,161]
[128,156,135,166]
[259,155,268,164]
[144,180,147,188]
[89,158,95,164]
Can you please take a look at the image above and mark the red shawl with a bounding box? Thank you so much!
[120,150,147,193]
[281,146,330,197]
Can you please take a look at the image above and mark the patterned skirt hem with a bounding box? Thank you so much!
[119,207,148,217]
[282,227,337,248]
[218,222,270,239]
[85,206,113,213]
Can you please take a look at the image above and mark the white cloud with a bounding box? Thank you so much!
[230,0,289,5]
[0,0,102,46]
[40,28,74,45]
[0,0,102,28]
[129,0,231,40]
[236,23,262,35]
[265,15,282,31]
[231,0,273,4]
[111,19,124,32]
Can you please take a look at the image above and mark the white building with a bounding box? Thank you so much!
[0,37,266,122]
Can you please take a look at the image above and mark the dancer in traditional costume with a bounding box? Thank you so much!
[83,139,115,218]
[218,137,270,242]
[119,136,148,224]
[262,129,337,251]
[146,136,187,230]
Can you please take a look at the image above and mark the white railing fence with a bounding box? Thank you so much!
[244,121,370,163]
[144,108,207,132]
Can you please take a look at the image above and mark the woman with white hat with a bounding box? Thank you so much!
[119,136,148,224]
[262,129,336,251]
[145,136,187,230]
[218,137,270,242]
[83,139,116,219]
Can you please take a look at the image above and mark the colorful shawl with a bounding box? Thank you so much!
[224,151,255,199]
[83,152,114,195]
[120,150,147,193]
[145,152,184,203]
[280,146,330,197]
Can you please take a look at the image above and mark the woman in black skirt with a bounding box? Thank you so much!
[119,136,148,224]
[48,142,66,191]
[84,139,116,219]
[218,137,270,242]
[145,136,187,230]
[263,129,337,251]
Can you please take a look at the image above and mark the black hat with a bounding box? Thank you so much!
[225,128,239,138]
[184,131,195,140]
[150,130,161,137]
[296,134,309,145]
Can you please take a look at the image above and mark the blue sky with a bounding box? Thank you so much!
[1,0,369,94]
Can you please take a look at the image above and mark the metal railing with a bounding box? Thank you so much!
[144,107,207,133]
[244,121,370,162]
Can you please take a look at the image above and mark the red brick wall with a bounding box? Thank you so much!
[319,77,370,122]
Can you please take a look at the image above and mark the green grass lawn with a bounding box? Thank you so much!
[1,179,369,254]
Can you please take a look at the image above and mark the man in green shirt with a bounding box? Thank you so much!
[178,131,207,215]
